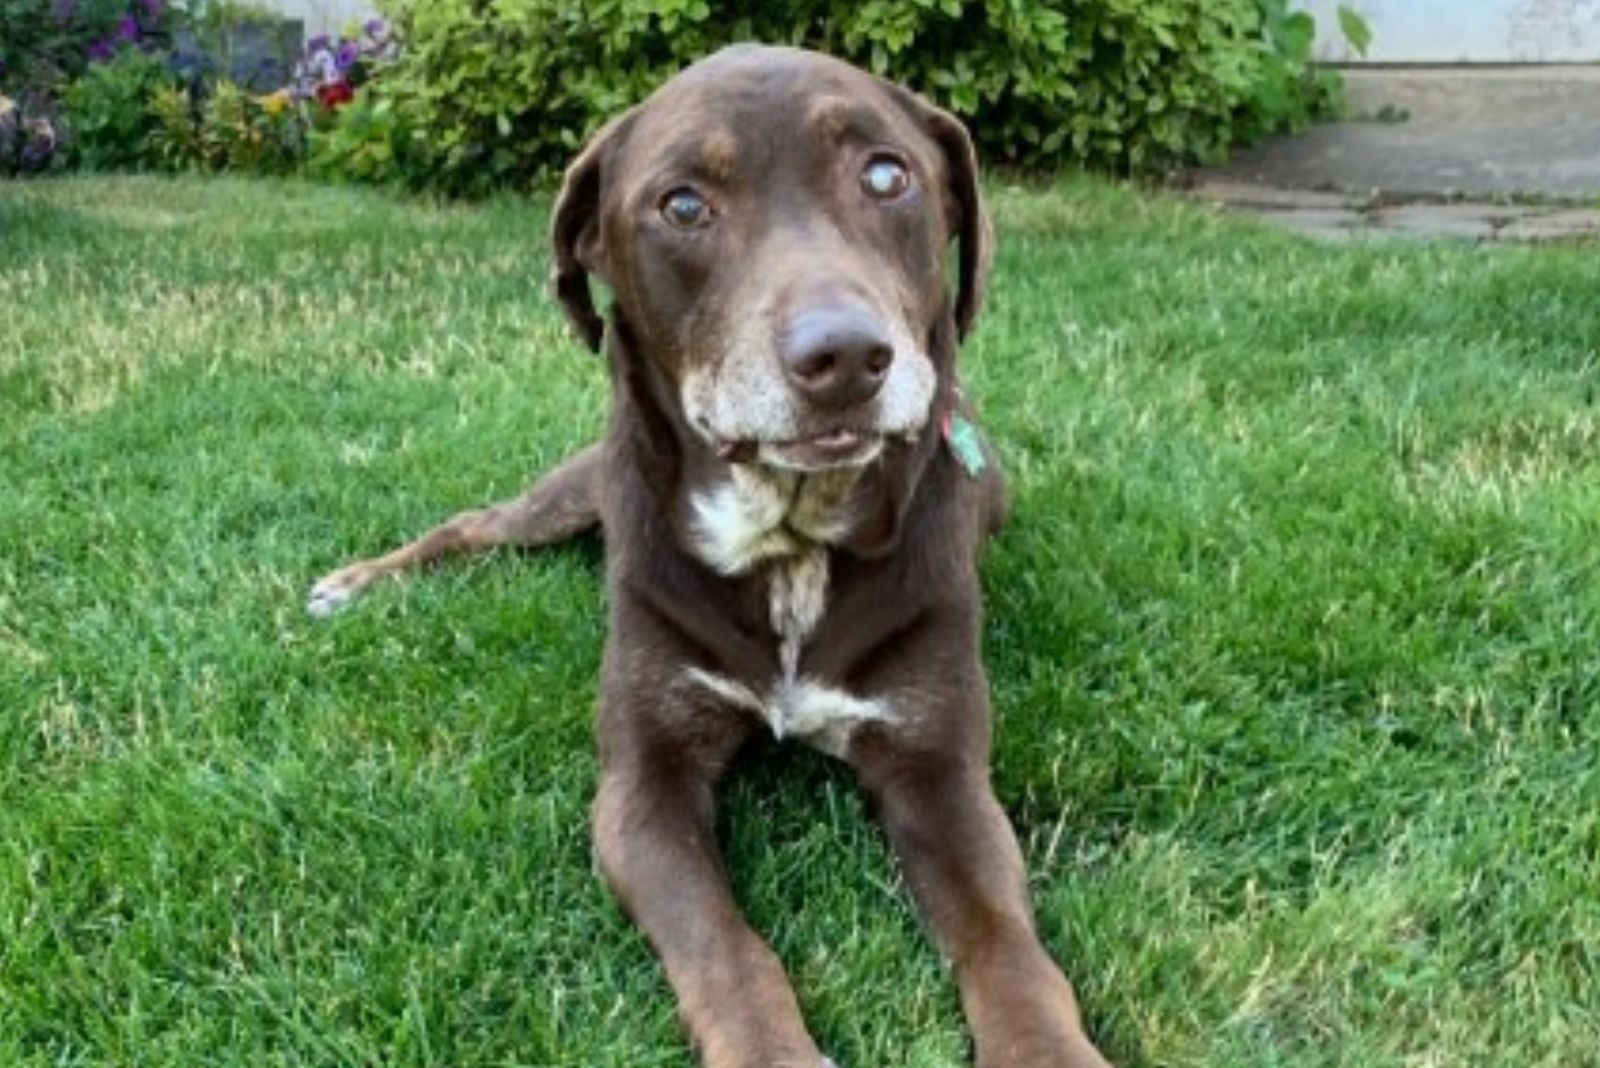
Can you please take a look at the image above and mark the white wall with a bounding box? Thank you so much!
[1301,0,1600,62]
[260,1,1600,63]
[262,0,380,39]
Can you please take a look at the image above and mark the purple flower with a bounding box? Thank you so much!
[335,41,359,71]
[313,50,338,83]
[306,35,330,54]
[116,14,139,41]
[363,18,387,39]
[86,38,115,62]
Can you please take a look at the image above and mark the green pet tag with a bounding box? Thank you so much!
[943,412,988,478]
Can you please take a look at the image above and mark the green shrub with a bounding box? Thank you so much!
[1,0,180,94]
[62,47,173,170]
[198,79,303,171]
[2,0,179,174]
[146,81,205,166]
[305,90,411,185]
[321,0,1358,196]
[146,80,305,172]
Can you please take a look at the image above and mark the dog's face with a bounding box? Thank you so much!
[553,45,990,472]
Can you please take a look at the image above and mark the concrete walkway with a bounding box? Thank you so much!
[1191,67,1600,240]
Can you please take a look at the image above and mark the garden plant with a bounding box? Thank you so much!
[3,0,1368,189]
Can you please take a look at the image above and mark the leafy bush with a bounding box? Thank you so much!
[305,90,409,184]
[0,0,176,93]
[61,46,172,169]
[145,80,202,164]
[198,79,302,170]
[146,81,305,171]
[322,0,1360,196]
[2,0,179,174]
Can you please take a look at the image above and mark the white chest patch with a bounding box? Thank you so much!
[690,466,799,576]
[683,666,894,758]
[689,466,861,577]
[683,467,896,755]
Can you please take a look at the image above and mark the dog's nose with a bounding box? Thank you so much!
[780,306,894,409]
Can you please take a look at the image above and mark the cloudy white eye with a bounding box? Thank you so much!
[660,187,712,229]
[861,156,911,200]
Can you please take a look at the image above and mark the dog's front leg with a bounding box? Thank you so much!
[593,738,827,1068]
[854,751,1113,1068]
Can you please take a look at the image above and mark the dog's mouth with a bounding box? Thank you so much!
[713,427,892,471]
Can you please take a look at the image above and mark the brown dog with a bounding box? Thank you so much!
[309,44,1112,1068]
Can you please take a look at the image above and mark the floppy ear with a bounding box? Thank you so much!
[895,91,993,340]
[928,105,993,340]
[550,112,634,353]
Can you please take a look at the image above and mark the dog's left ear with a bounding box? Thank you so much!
[550,111,635,353]
[894,89,993,340]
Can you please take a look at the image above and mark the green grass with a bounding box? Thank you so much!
[2,174,1598,1067]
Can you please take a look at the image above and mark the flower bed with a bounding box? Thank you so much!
[0,0,397,176]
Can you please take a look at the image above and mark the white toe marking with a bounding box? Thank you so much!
[306,577,357,618]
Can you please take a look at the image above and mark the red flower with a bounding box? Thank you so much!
[316,81,355,110]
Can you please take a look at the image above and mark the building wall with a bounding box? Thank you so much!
[261,1,1600,63]
[1302,0,1600,62]
[262,0,380,38]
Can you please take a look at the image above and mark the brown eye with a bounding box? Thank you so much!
[861,156,911,200]
[660,188,712,229]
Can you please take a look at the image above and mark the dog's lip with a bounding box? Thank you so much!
[715,427,881,465]
[793,427,869,453]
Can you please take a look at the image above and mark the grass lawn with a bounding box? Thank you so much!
[2,174,1598,1067]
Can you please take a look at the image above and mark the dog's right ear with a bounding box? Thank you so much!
[551,111,635,353]
[884,84,993,342]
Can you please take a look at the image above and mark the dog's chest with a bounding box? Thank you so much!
[684,467,894,756]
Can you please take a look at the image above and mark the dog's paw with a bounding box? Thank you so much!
[306,569,366,618]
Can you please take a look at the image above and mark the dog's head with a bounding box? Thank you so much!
[552,44,990,473]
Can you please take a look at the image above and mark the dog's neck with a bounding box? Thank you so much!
[686,463,863,577]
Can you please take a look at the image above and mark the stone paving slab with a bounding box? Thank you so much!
[1187,66,1600,240]
[1192,180,1600,242]
[1379,202,1523,239]
[1498,209,1600,241]
[1196,68,1600,201]
[1265,207,1370,241]
[1184,180,1366,212]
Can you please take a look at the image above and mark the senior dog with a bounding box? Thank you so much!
[310,44,1113,1068]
